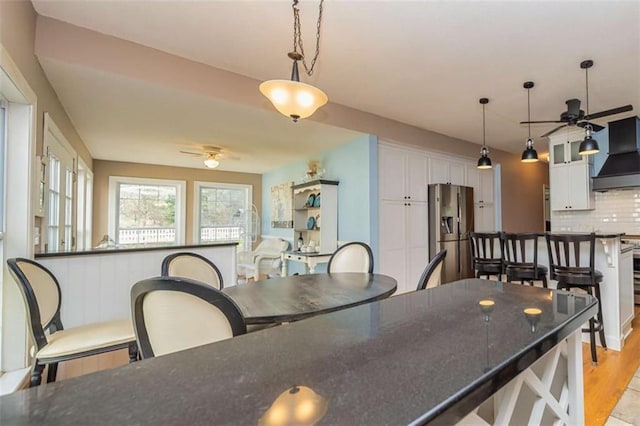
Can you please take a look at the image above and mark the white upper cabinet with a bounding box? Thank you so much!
[429,157,466,185]
[379,144,429,202]
[548,129,594,211]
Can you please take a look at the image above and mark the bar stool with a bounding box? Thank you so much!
[501,232,548,288]
[545,232,606,364]
[469,232,504,280]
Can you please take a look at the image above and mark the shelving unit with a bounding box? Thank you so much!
[292,179,338,254]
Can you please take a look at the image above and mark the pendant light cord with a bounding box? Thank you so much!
[482,103,486,148]
[585,66,590,117]
[527,88,531,139]
[292,0,324,76]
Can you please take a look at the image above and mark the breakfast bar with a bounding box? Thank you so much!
[0,279,597,425]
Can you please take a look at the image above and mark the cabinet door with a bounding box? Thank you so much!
[406,202,429,294]
[429,159,450,184]
[407,154,429,201]
[449,162,466,186]
[549,166,570,211]
[474,204,495,232]
[567,163,590,209]
[378,200,407,290]
[465,165,479,202]
[379,146,407,200]
[479,168,494,204]
[551,141,566,165]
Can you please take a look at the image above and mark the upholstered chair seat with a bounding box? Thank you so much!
[36,319,134,360]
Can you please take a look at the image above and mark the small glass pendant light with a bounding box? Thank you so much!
[477,98,492,169]
[521,82,539,163]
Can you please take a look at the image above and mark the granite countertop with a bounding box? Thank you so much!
[34,241,238,258]
[0,279,596,425]
[544,231,625,239]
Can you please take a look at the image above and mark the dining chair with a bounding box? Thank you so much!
[161,252,224,289]
[327,242,374,273]
[131,276,246,358]
[545,233,606,364]
[469,232,504,280]
[7,258,137,387]
[501,232,548,288]
[416,250,447,291]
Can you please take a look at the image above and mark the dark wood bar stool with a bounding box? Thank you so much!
[501,232,548,288]
[545,232,606,364]
[469,232,504,280]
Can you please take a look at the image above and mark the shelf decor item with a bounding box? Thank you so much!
[271,181,294,228]
[307,216,316,230]
[313,193,321,207]
[305,193,316,207]
[315,214,321,229]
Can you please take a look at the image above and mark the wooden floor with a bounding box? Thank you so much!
[53,307,640,425]
[583,305,640,426]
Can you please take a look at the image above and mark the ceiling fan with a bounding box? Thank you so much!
[179,146,236,169]
[520,60,633,138]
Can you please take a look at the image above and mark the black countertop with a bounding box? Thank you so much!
[0,279,596,425]
[34,242,238,259]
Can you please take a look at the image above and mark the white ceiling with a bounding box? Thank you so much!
[32,1,640,170]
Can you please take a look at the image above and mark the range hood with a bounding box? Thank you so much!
[592,116,640,191]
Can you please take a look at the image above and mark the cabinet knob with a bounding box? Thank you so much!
[408,196,411,199]
[403,196,407,199]
[408,203,411,206]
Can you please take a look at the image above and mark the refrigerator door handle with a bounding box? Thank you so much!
[456,240,461,273]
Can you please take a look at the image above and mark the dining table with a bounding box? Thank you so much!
[222,272,397,324]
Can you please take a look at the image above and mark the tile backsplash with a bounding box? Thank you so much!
[551,189,640,235]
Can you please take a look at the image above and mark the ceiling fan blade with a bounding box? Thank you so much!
[583,105,633,121]
[179,150,203,157]
[520,120,566,124]
[540,124,568,138]
[577,122,605,132]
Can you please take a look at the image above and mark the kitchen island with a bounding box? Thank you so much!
[0,280,597,425]
[34,242,238,328]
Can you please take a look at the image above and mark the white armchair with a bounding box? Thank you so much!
[237,238,289,282]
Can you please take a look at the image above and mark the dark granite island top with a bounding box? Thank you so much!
[0,279,597,425]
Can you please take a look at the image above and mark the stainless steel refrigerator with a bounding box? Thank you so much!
[428,184,474,283]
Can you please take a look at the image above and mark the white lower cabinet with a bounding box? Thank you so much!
[379,200,428,294]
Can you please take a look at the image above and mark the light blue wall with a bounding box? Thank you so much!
[262,134,378,273]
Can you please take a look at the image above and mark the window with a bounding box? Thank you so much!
[44,114,76,252]
[194,182,253,251]
[108,177,186,246]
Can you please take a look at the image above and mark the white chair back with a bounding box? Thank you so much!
[328,242,373,273]
[14,260,60,328]
[162,253,223,289]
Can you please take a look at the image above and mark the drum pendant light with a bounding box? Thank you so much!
[477,98,492,169]
[579,60,600,155]
[521,82,539,163]
[259,0,328,122]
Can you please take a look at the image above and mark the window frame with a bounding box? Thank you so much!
[108,176,187,246]
[193,181,253,249]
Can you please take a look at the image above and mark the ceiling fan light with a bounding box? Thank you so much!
[204,155,219,169]
[259,79,328,122]
[579,136,600,155]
